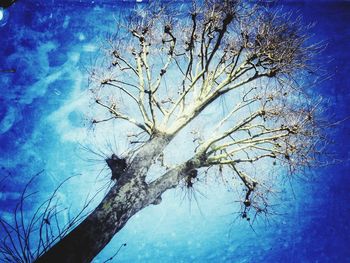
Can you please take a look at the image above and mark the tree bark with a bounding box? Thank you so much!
[35,134,172,263]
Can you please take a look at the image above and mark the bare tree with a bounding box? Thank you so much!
[3,1,326,262]
[0,172,103,263]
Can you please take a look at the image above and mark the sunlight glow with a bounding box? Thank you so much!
[0,8,9,27]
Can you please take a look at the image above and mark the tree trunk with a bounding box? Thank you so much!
[35,134,172,263]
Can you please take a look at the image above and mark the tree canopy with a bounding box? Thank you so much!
[89,0,323,220]
[1,1,327,262]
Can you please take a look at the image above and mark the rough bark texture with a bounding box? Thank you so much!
[35,134,172,263]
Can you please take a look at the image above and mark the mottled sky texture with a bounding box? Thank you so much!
[0,1,349,262]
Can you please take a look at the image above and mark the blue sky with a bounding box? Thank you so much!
[0,1,349,262]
